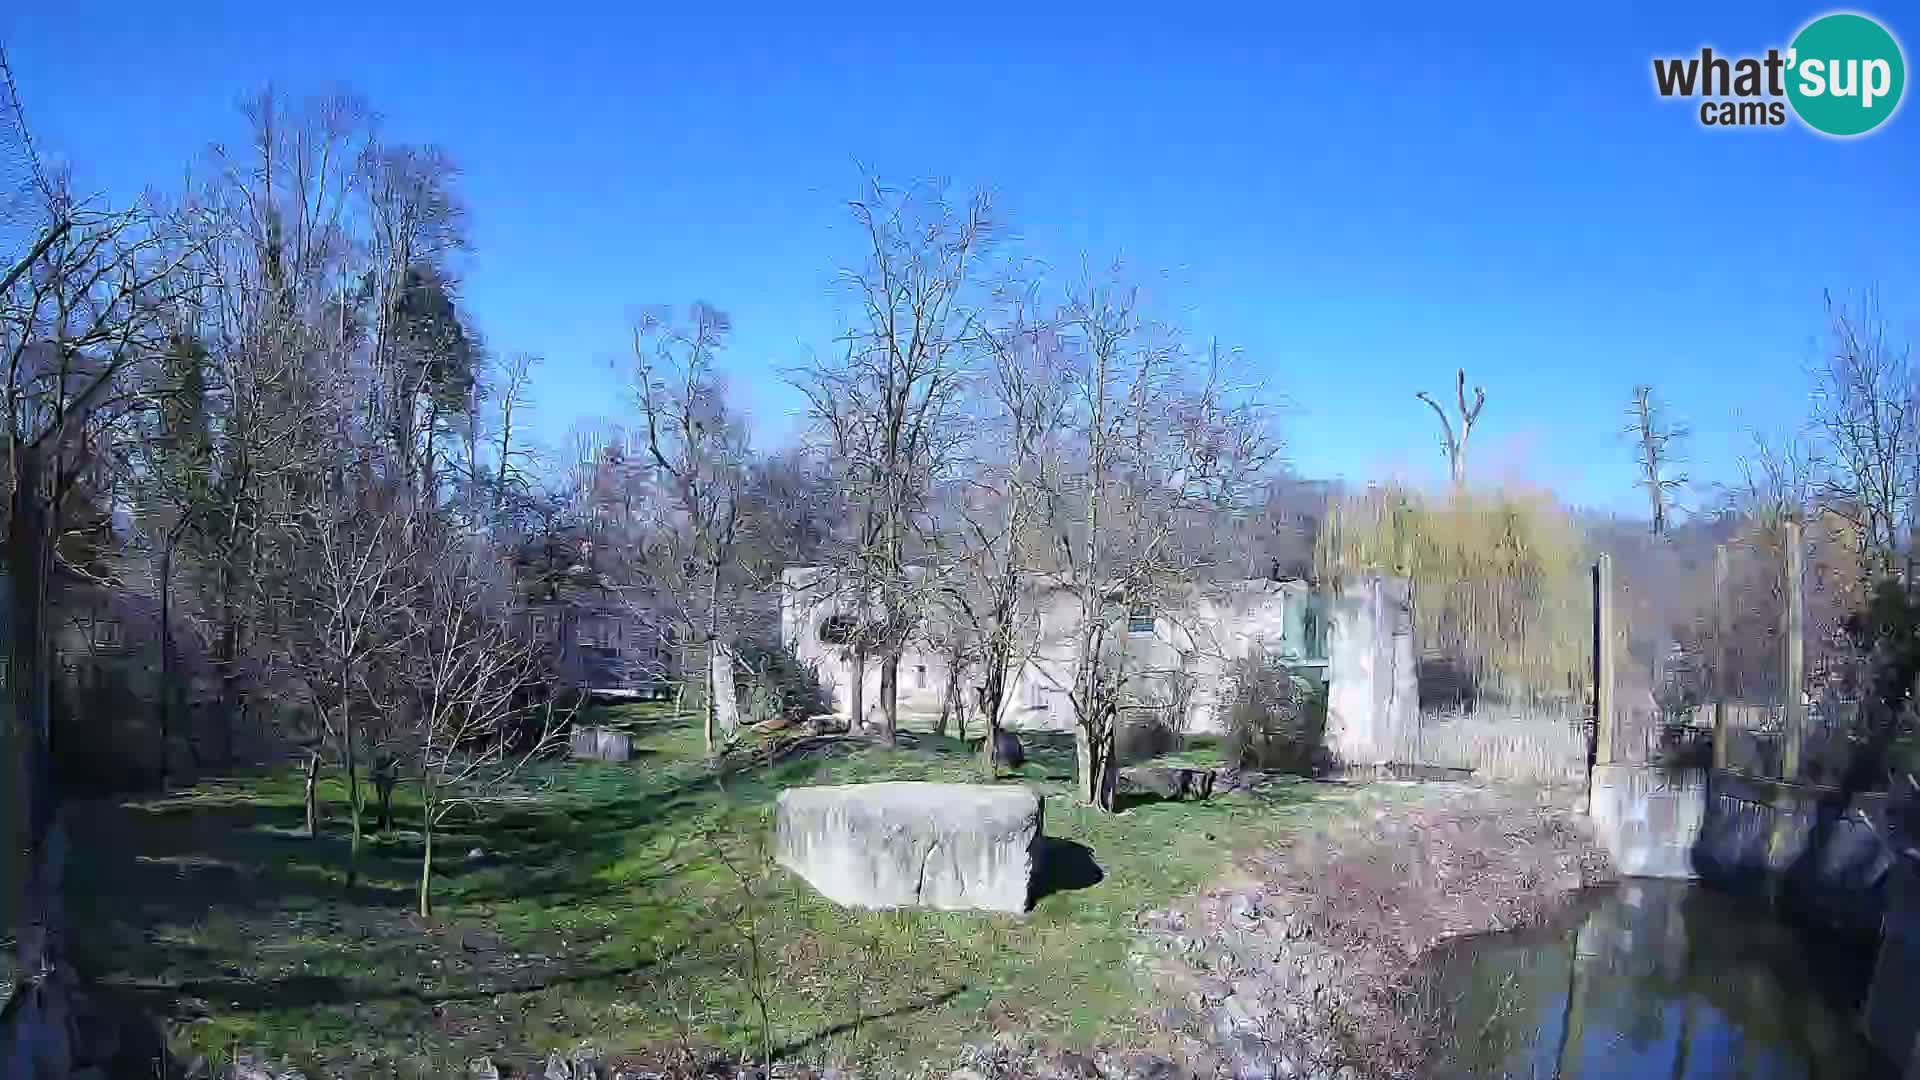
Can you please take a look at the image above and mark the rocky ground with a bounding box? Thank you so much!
[939,780,1613,1080]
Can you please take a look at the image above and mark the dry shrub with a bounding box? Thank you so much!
[1224,651,1326,773]
[1115,709,1183,763]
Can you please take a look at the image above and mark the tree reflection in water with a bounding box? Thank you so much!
[1418,880,1892,1079]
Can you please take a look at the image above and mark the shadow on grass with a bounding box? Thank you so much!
[769,985,970,1058]
[61,755,740,1020]
[1029,838,1103,904]
[115,947,705,1015]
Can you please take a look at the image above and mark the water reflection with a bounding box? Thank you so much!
[1420,880,1893,1079]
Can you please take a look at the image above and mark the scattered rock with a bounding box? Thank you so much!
[1227,892,1264,923]
[1136,783,1612,1079]
[1120,766,1216,802]
[1055,1050,1099,1077]
[1111,1053,1181,1080]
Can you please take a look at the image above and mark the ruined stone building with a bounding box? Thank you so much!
[779,566,1415,749]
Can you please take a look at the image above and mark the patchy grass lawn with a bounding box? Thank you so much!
[68,706,1346,1077]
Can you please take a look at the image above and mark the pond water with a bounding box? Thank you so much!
[1419,879,1896,1079]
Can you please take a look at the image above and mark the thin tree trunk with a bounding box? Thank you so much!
[342,658,363,887]
[705,563,722,756]
[936,637,965,740]
[848,648,867,734]
[1074,695,1096,804]
[304,749,321,837]
[6,445,60,979]
[417,778,435,918]
[877,653,899,745]
[980,648,1007,772]
[158,537,175,791]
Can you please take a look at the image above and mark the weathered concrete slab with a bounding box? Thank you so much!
[1588,764,1705,879]
[774,782,1043,913]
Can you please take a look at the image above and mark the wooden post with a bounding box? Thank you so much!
[1593,555,1615,767]
[1781,519,1806,782]
[1712,544,1731,771]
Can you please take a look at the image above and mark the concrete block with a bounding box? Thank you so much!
[775,782,1043,913]
[1588,764,1706,879]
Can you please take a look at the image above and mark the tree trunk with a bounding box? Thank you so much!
[214,503,242,766]
[936,639,965,740]
[417,780,435,918]
[6,444,61,979]
[704,563,724,756]
[345,706,362,888]
[157,539,174,791]
[1090,709,1118,811]
[303,749,322,837]
[877,653,899,745]
[374,755,395,833]
[1074,717,1096,805]
[339,650,362,886]
[709,641,739,749]
[1074,647,1119,812]
[980,663,1005,772]
[848,649,867,734]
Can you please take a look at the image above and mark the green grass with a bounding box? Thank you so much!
[67,706,1345,1077]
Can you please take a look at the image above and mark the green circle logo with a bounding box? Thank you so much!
[1787,12,1906,136]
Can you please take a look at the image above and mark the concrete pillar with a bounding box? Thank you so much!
[1712,544,1731,771]
[1325,575,1413,769]
[1593,555,1616,767]
[1782,519,1806,782]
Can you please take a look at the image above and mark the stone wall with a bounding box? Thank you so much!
[1588,764,1707,878]
[1692,773,1894,937]
[779,567,1323,736]
[1324,575,1415,768]
[1587,767,1901,924]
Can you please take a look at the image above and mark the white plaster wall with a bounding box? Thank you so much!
[781,568,1342,737]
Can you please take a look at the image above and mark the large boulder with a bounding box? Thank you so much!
[1120,764,1218,802]
[775,782,1043,913]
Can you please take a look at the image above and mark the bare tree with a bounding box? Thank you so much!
[274,477,420,885]
[1046,271,1276,810]
[1810,289,1915,578]
[942,282,1069,767]
[1627,384,1689,535]
[1724,428,1814,531]
[1416,369,1486,489]
[633,303,750,755]
[400,536,565,916]
[487,351,540,523]
[794,176,992,741]
[2,159,199,982]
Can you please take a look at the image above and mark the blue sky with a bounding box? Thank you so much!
[6,2,1916,514]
